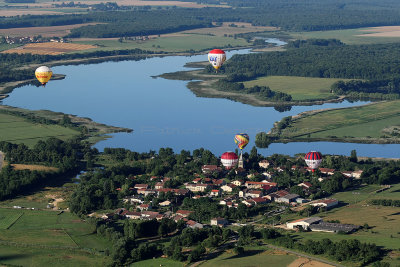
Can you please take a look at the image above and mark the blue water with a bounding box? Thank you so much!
[3,49,400,158]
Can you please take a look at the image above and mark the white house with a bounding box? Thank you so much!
[210,217,229,227]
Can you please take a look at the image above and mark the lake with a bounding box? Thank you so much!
[3,49,400,158]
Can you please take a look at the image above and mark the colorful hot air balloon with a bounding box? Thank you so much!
[221,151,238,169]
[35,66,52,85]
[305,151,322,172]
[208,49,226,71]
[234,133,249,150]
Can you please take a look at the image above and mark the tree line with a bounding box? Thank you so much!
[215,79,292,102]
[369,198,400,207]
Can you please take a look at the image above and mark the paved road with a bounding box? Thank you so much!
[263,243,346,267]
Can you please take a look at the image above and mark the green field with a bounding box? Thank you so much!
[0,244,110,266]
[331,184,400,204]
[0,208,110,250]
[0,210,23,229]
[243,76,348,101]
[0,112,79,147]
[74,34,249,53]
[273,100,400,141]
[200,247,297,267]
[289,28,400,45]
[0,44,21,52]
[133,258,184,267]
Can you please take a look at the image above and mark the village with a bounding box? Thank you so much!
[94,159,366,236]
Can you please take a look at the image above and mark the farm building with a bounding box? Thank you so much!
[275,194,299,204]
[286,217,322,230]
[310,199,339,209]
[309,222,360,233]
[210,217,229,227]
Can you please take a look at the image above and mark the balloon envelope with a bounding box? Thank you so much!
[305,151,322,171]
[221,151,238,169]
[208,49,226,70]
[234,133,249,150]
[35,66,52,85]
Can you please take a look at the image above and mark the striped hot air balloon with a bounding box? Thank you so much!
[221,151,238,169]
[208,49,226,70]
[305,151,322,172]
[35,66,53,85]
[234,133,249,150]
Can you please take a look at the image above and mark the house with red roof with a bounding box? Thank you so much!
[134,184,149,190]
[210,189,221,197]
[186,220,204,229]
[176,210,194,217]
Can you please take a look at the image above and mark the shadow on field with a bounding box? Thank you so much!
[0,253,30,261]
[224,249,264,260]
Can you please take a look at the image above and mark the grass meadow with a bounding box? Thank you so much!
[289,28,400,45]
[133,258,184,267]
[278,100,400,139]
[0,244,110,266]
[243,76,348,101]
[73,34,249,53]
[200,247,297,267]
[0,208,110,250]
[0,113,79,147]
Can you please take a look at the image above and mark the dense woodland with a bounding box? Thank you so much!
[0,137,96,200]
[2,0,400,37]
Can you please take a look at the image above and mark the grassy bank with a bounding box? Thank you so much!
[0,105,132,147]
[0,112,79,147]
[243,76,350,101]
[267,100,400,143]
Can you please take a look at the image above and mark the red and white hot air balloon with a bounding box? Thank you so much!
[304,151,322,172]
[221,151,238,169]
[208,49,226,71]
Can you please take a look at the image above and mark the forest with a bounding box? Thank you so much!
[0,137,97,200]
[2,0,400,37]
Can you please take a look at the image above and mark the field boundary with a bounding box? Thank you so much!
[6,212,24,230]
[0,211,24,230]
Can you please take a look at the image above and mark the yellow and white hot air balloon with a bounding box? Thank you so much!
[35,66,52,85]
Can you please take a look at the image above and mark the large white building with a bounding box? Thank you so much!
[310,199,339,209]
[286,217,322,230]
